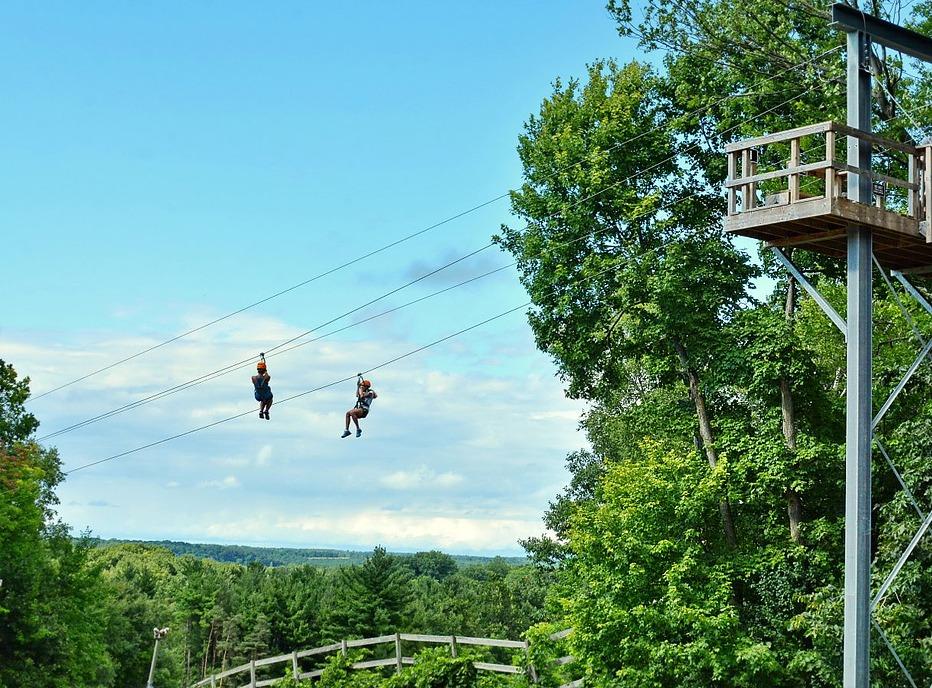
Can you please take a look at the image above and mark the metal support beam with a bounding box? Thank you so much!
[832,3,932,62]
[770,248,847,334]
[843,25,873,688]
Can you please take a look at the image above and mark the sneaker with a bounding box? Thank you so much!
[259,412,263,419]
[264,412,270,420]
[341,430,351,438]
[356,429,362,438]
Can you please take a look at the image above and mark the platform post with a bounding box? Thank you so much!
[843,26,873,688]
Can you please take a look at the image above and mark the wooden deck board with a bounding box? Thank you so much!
[725,196,932,270]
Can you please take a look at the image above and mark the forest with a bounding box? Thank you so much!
[86,540,523,569]
[3,0,932,686]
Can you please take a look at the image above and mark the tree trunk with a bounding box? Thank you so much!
[781,275,804,544]
[674,338,738,548]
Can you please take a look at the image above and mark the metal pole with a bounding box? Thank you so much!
[146,637,160,688]
[844,26,872,688]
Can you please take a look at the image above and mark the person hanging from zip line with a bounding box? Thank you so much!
[342,374,376,438]
[252,354,273,420]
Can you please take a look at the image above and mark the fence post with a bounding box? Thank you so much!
[210,676,216,688]
[727,151,737,215]
[292,649,299,679]
[524,639,538,684]
[341,639,348,657]
[789,136,801,203]
[395,633,403,673]
[925,146,932,242]
[826,128,836,200]
[249,659,257,688]
[450,635,458,658]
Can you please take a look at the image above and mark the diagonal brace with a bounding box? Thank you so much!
[770,248,847,335]
[871,507,932,611]
[875,440,926,520]
[871,620,918,688]
[892,270,932,316]
[872,336,932,429]
[873,256,926,347]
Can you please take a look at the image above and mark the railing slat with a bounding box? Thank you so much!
[352,658,399,670]
[254,652,293,668]
[724,121,834,152]
[725,160,832,188]
[346,634,396,648]
[472,662,524,674]
[832,122,918,154]
[456,636,525,649]
[216,662,251,679]
[296,641,343,659]
[400,633,454,643]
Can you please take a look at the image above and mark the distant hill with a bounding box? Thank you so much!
[90,538,527,568]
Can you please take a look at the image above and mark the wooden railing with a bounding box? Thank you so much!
[725,120,932,236]
[190,630,577,688]
[546,627,583,688]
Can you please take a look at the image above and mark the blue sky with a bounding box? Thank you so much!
[2,2,651,554]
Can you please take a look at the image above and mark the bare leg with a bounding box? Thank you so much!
[345,410,352,431]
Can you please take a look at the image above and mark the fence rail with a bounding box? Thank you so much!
[191,630,576,688]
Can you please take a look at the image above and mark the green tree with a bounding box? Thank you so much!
[498,59,756,549]
[326,547,414,639]
[406,551,458,580]
[0,366,112,688]
[0,360,39,447]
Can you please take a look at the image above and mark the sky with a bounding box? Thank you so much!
[1,1,659,555]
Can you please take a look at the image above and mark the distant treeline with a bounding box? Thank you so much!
[88,538,527,568]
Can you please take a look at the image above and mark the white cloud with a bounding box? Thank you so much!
[200,475,240,490]
[380,465,464,490]
[257,445,273,466]
[202,509,541,551]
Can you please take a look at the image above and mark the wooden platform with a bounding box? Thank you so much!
[725,195,932,271]
[723,120,932,272]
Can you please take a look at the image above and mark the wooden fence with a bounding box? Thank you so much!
[190,629,580,688]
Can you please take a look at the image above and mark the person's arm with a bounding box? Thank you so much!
[370,390,378,399]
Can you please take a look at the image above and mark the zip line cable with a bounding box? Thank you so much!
[28,48,843,404]
[61,79,827,473]
[38,82,825,442]
[37,262,516,441]
[63,302,534,474]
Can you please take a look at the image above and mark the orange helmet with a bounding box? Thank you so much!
[361,379,371,387]
[257,361,267,371]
